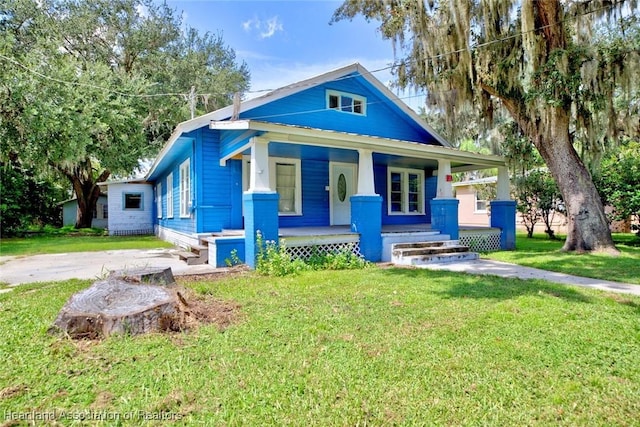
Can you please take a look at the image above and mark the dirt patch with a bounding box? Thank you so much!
[180,287,242,332]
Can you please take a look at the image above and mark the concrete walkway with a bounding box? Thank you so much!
[420,259,640,296]
[0,248,217,291]
[1,250,638,296]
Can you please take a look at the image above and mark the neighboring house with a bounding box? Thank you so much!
[145,63,516,267]
[61,194,109,229]
[453,177,496,227]
[107,180,154,236]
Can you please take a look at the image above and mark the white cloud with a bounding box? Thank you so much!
[242,15,283,39]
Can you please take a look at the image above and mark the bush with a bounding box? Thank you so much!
[255,232,369,276]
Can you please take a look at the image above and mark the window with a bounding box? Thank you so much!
[327,90,366,115]
[270,157,302,215]
[123,193,143,210]
[156,182,162,218]
[387,168,424,215]
[475,192,488,213]
[242,157,302,215]
[166,173,174,218]
[179,159,191,217]
[103,204,108,219]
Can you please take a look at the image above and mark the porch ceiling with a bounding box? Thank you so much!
[212,120,506,172]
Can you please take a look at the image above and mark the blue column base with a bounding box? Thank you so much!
[350,195,382,262]
[211,237,245,268]
[430,198,459,240]
[490,200,517,250]
[243,192,279,268]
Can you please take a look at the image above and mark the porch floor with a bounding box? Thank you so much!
[210,224,498,238]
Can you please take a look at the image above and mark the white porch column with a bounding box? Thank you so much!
[356,148,376,195]
[496,166,511,200]
[435,159,453,198]
[248,137,272,192]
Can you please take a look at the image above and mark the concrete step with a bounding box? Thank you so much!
[392,244,470,258]
[177,250,208,265]
[190,244,209,258]
[392,240,459,250]
[398,251,479,266]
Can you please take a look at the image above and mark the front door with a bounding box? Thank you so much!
[330,162,357,225]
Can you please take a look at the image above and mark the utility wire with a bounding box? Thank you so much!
[0,0,630,101]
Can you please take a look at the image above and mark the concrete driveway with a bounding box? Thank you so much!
[0,248,217,287]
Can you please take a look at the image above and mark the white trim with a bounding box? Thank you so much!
[156,182,162,219]
[179,159,191,218]
[242,155,303,215]
[166,173,174,218]
[326,89,367,115]
[210,120,507,169]
[474,191,489,213]
[329,162,357,225]
[387,167,425,215]
[269,157,302,216]
[148,62,454,180]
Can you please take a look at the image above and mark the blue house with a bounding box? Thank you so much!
[146,63,515,267]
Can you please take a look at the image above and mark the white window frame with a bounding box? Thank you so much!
[123,192,144,211]
[326,90,366,115]
[166,173,174,218]
[387,167,425,215]
[242,156,303,216]
[474,191,488,213]
[156,182,162,218]
[179,159,191,218]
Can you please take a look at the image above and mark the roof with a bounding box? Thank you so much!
[452,176,498,187]
[146,63,452,180]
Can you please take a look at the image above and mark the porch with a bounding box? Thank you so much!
[205,224,502,267]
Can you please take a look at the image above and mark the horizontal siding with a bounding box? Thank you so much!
[198,128,239,232]
[279,159,330,228]
[241,75,439,144]
[108,183,154,235]
[155,149,195,235]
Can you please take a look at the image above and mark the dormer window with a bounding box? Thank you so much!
[327,90,366,115]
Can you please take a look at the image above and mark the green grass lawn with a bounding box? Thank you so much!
[484,233,640,285]
[1,268,639,425]
[0,235,174,256]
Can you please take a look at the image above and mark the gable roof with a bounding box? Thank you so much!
[147,63,450,179]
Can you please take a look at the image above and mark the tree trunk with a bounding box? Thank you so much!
[530,108,618,253]
[58,160,110,229]
[49,268,186,339]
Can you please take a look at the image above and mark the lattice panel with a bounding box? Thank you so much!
[110,228,154,236]
[459,232,502,252]
[285,242,362,260]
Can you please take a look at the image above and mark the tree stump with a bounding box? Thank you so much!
[50,268,188,339]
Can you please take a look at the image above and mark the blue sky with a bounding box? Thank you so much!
[164,0,424,109]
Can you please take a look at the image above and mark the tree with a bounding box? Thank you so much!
[333,0,640,253]
[0,0,249,228]
[596,139,640,234]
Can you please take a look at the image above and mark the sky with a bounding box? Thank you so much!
[163,0,425,110]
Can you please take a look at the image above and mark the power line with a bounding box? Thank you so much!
[0,1,631,101]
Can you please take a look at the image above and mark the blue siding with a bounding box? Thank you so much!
[197,128,243,232]
[155,146,196,235]
[279,159,330,228]
[240,74,439,145]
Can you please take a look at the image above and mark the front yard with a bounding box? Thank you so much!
[1,267,639,425]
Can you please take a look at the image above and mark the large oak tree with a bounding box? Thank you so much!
[1,0,249,228]
[334,0,640,253]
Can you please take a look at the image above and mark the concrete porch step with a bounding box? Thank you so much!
[177,250,208,265]
[392,244,470,258]
[391,240,478,266]
[399,251,479,266]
